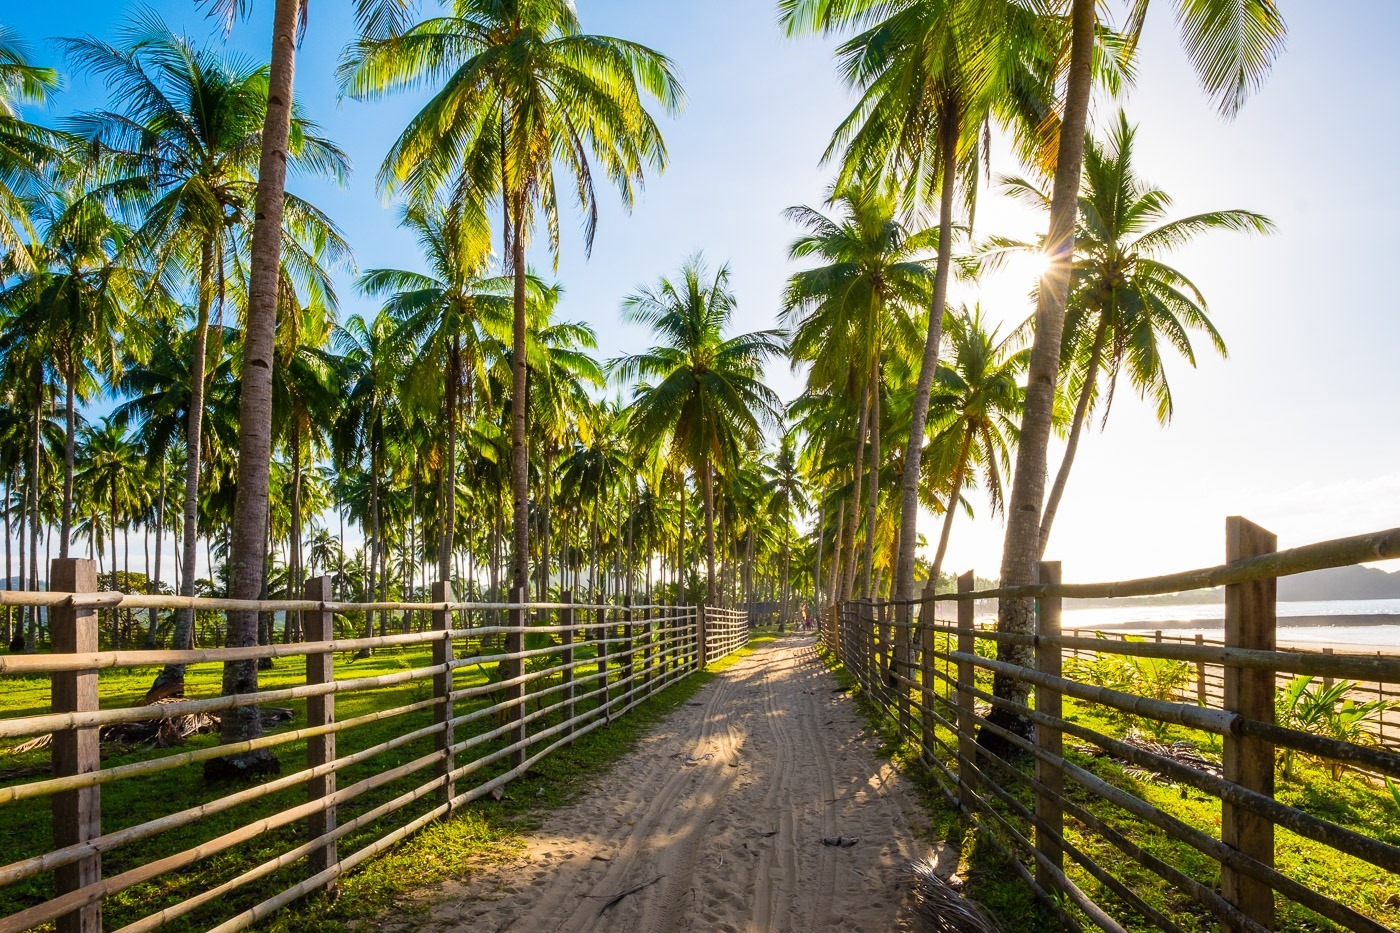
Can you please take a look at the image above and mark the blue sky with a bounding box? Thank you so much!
[7,2,1400,583]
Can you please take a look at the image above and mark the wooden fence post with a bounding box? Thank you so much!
[1035,560,1064,885]
[1321,647,1334,692]
[642,598,654,691]
[432,581,456,803]
[51,558,101,933]
[507,586,527,768]
[623,596,635,692]
[956,571,977,811]
[919,581,937,764]
[303,576,337,878]
[697,604,708,668]
[1196,633,1207,705]
[894,599,911,732]
[1222,516,1277,933]
[560,591,575,739]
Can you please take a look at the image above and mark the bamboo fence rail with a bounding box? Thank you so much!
[819,518,1400,933]
[0,568,748,933]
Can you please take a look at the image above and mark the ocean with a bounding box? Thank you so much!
[1058,598,1400,651]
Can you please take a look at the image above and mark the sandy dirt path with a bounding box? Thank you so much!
[407,635,931,933]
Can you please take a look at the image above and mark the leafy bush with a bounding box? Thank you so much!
[1065,637,1193,737]
[1276,675,1391,780]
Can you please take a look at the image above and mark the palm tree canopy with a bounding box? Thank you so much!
[339,0,684,256]
[614,255,785,477]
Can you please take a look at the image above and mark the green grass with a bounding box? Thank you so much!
[0,630,764,931]
[816,639,1400,932]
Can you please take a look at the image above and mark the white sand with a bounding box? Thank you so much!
[402,636,936,932]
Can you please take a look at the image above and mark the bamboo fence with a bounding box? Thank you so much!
[821,518,1400,933]
[0,566,749,933]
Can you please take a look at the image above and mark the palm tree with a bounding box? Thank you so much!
[0,25,61,272]
[206,0,417,747]
[63,13,347,715]
[994,0,1286,734]
[0,192,150,559]
[614,256,785,604]
[361,200,511,582]
[74,417,148,647]
[982,112,1273,556]
[764,434,809,629]
[333,312,402,651]
[921,307,1026,584]
[783,182,932,600]
[342,0,684,595]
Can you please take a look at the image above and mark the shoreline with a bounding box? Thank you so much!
[1069,614,1400,632]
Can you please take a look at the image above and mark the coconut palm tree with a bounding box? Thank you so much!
[783,182,932,600]
[994,0,1286,732]
[0,25,61,272]
[206,0,417,746]
[921,306,1026,584]
[342,0,684,595]
[614,256,785,604]
[0,192,153,559]
[361,200,512,582]
[62,13,347,715]
[74,417,148,647]
[981,112,1273,556]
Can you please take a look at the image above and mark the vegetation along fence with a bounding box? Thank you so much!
[822,519,1400,933]
[0,561,748,932]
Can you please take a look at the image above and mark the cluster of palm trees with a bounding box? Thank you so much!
[0,5,814,687]
[2,0,1289,765]
[782,0,1284,735]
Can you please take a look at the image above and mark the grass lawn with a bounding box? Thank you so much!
[0,628,772,931]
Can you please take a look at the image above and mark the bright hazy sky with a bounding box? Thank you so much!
[8,2,1398,583]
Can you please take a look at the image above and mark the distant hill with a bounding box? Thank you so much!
[1074,564,1400,609]
[1277,564,1400,601]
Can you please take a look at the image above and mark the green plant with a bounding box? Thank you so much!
[1276,675,1391,780]
[1065,638,1192,737]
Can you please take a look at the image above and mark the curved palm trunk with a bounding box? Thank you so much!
[811,501,824,613]
[1038,317,1108,558]
[930,429,974,585]
[700,463,717,606]
[509,200,530,595]
[893,116,959,608]
[213,0,300,778]
[148,239,215,699]
[827,500,844,608]
[991,0,1097,746]
[861,376,881,598]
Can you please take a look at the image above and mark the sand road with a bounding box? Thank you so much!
[412,635,930,932]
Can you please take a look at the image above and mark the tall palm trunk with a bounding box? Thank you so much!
[894,114,958,608]
[861,375,880,598]
[701,463,717,605]
[509,197,530,594]
[930,429,974,585]
[26,384,41,652]
[145,461,166,648]
[840,375,872,601]
[110,485,119,649]
[148,239,214,699]
[287,425,303,643]
[827,500,844,608]
[61,366,75,559]
[991,0,1097,743]
[440,338,459,581]
[215,0,300,778]
[811,501,824,613]
[1038,316,1108,557]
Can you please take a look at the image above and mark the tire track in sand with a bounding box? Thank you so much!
[405,636,922,933]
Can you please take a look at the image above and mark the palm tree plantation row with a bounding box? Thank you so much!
[0,0,1287,767]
